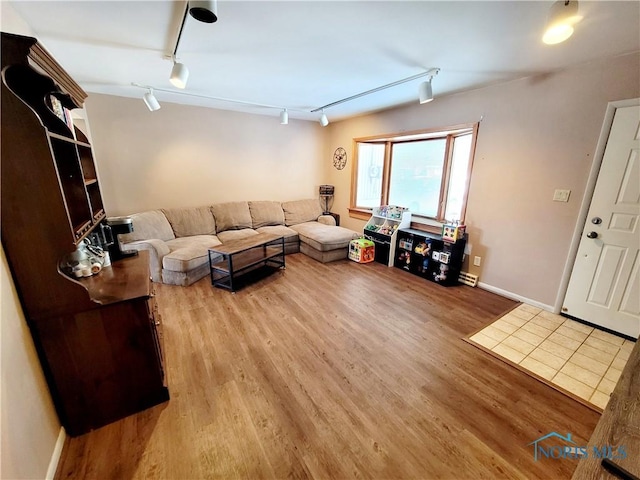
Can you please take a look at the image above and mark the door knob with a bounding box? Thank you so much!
[587,231,598,239]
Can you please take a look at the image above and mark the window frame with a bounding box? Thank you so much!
[349,122,478,226]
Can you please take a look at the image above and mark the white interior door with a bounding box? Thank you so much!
[563,105,640,338]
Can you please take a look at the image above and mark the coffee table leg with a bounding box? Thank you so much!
[228,255,235,292]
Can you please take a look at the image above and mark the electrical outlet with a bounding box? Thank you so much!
[473,256,481,267]
[553,189,571,202]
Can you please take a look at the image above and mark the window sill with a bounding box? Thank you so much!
[348,207,372,221]
[349,207,446,234]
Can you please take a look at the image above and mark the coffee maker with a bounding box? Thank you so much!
[87,221,114,267]
[106,216,138,261]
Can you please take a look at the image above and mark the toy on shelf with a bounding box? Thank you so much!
[442,221,466,243]
[372,205,409,219]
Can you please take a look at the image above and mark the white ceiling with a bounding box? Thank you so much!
[9,1,640,123]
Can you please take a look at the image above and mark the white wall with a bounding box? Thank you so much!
[324,52,640,308]
[1,248,61,479]
[85,94,326,215]
[1,3,63,479]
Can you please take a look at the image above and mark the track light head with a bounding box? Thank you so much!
[319,112,329,127]
[189,0,218,23]
[418,68,439,104]
[280,109,289,125]
[143,89,161,111]
[170,62,189,89]
[543,0,582,45]
[418,79,433,104]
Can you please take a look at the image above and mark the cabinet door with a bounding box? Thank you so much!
[35,299,169,435]
[146,290,166,386]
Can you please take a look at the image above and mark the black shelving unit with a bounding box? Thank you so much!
[394,228,466,286]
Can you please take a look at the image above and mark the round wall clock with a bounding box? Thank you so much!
[333,147,347,170]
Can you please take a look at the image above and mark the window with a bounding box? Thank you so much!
[351,123,477,223]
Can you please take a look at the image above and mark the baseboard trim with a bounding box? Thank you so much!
[46,427,66,480]
[477,282,554,313]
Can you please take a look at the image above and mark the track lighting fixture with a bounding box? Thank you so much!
[543,0,582,45]
[132,82,301,124]
[170,61,189,89]
[280,109,289,125]
[312,68,440,118]
[169,1,217,88]
[143,89,161,111]
[319,111,329,127]
[418,79,433,104]
[189,0,218,23]
[419,69,439,104]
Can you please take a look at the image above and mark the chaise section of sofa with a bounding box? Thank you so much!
[120,199,359,286]
[282,199,359,263]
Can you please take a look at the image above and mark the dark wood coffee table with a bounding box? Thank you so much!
[208,233,285,292]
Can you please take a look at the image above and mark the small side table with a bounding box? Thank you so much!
[326,212,340,226]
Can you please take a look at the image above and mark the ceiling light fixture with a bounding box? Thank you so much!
[280,108,289,125]
[319,111,329,127]
[542,0,582,45]
[418,70,439,104]
[132,82,302,123]
[169,1,217,89]
[418,80,432,104]
[170,60,189,89]
[143,88,161,111]
[312,68,440,117]
[189,0,218,23]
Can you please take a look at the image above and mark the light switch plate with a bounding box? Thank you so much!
[553,189,571,202]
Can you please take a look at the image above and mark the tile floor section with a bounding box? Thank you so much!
[469,304,635,410]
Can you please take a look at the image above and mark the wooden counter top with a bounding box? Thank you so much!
[572,338,640,479]
[77,250,151,304]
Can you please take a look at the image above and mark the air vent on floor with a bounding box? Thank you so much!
[459,271,478,287]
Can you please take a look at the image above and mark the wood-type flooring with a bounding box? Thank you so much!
[55,253,600,479]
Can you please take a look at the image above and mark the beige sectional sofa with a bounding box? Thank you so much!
[119,199,359,286]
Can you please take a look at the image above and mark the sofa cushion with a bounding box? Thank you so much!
[290,222,359,252]
[255,225,299,242]
[249,201,285,228]
[211,201,252,232]
[216,229,259,243]
[282,199,323,226]
[162,206,216,237]
[163,235,222,272]
[119,210,175,243]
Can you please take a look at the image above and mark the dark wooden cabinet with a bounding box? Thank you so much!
[1,32,168,436]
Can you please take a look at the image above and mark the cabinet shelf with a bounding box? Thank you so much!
[1,32,168,436]
[47,131,90,148]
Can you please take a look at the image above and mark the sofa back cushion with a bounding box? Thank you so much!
[249,201,285,228]
[119,210,176,242]
[162,206,216,237]
[211,201,252,232]
[282,199,323,226]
